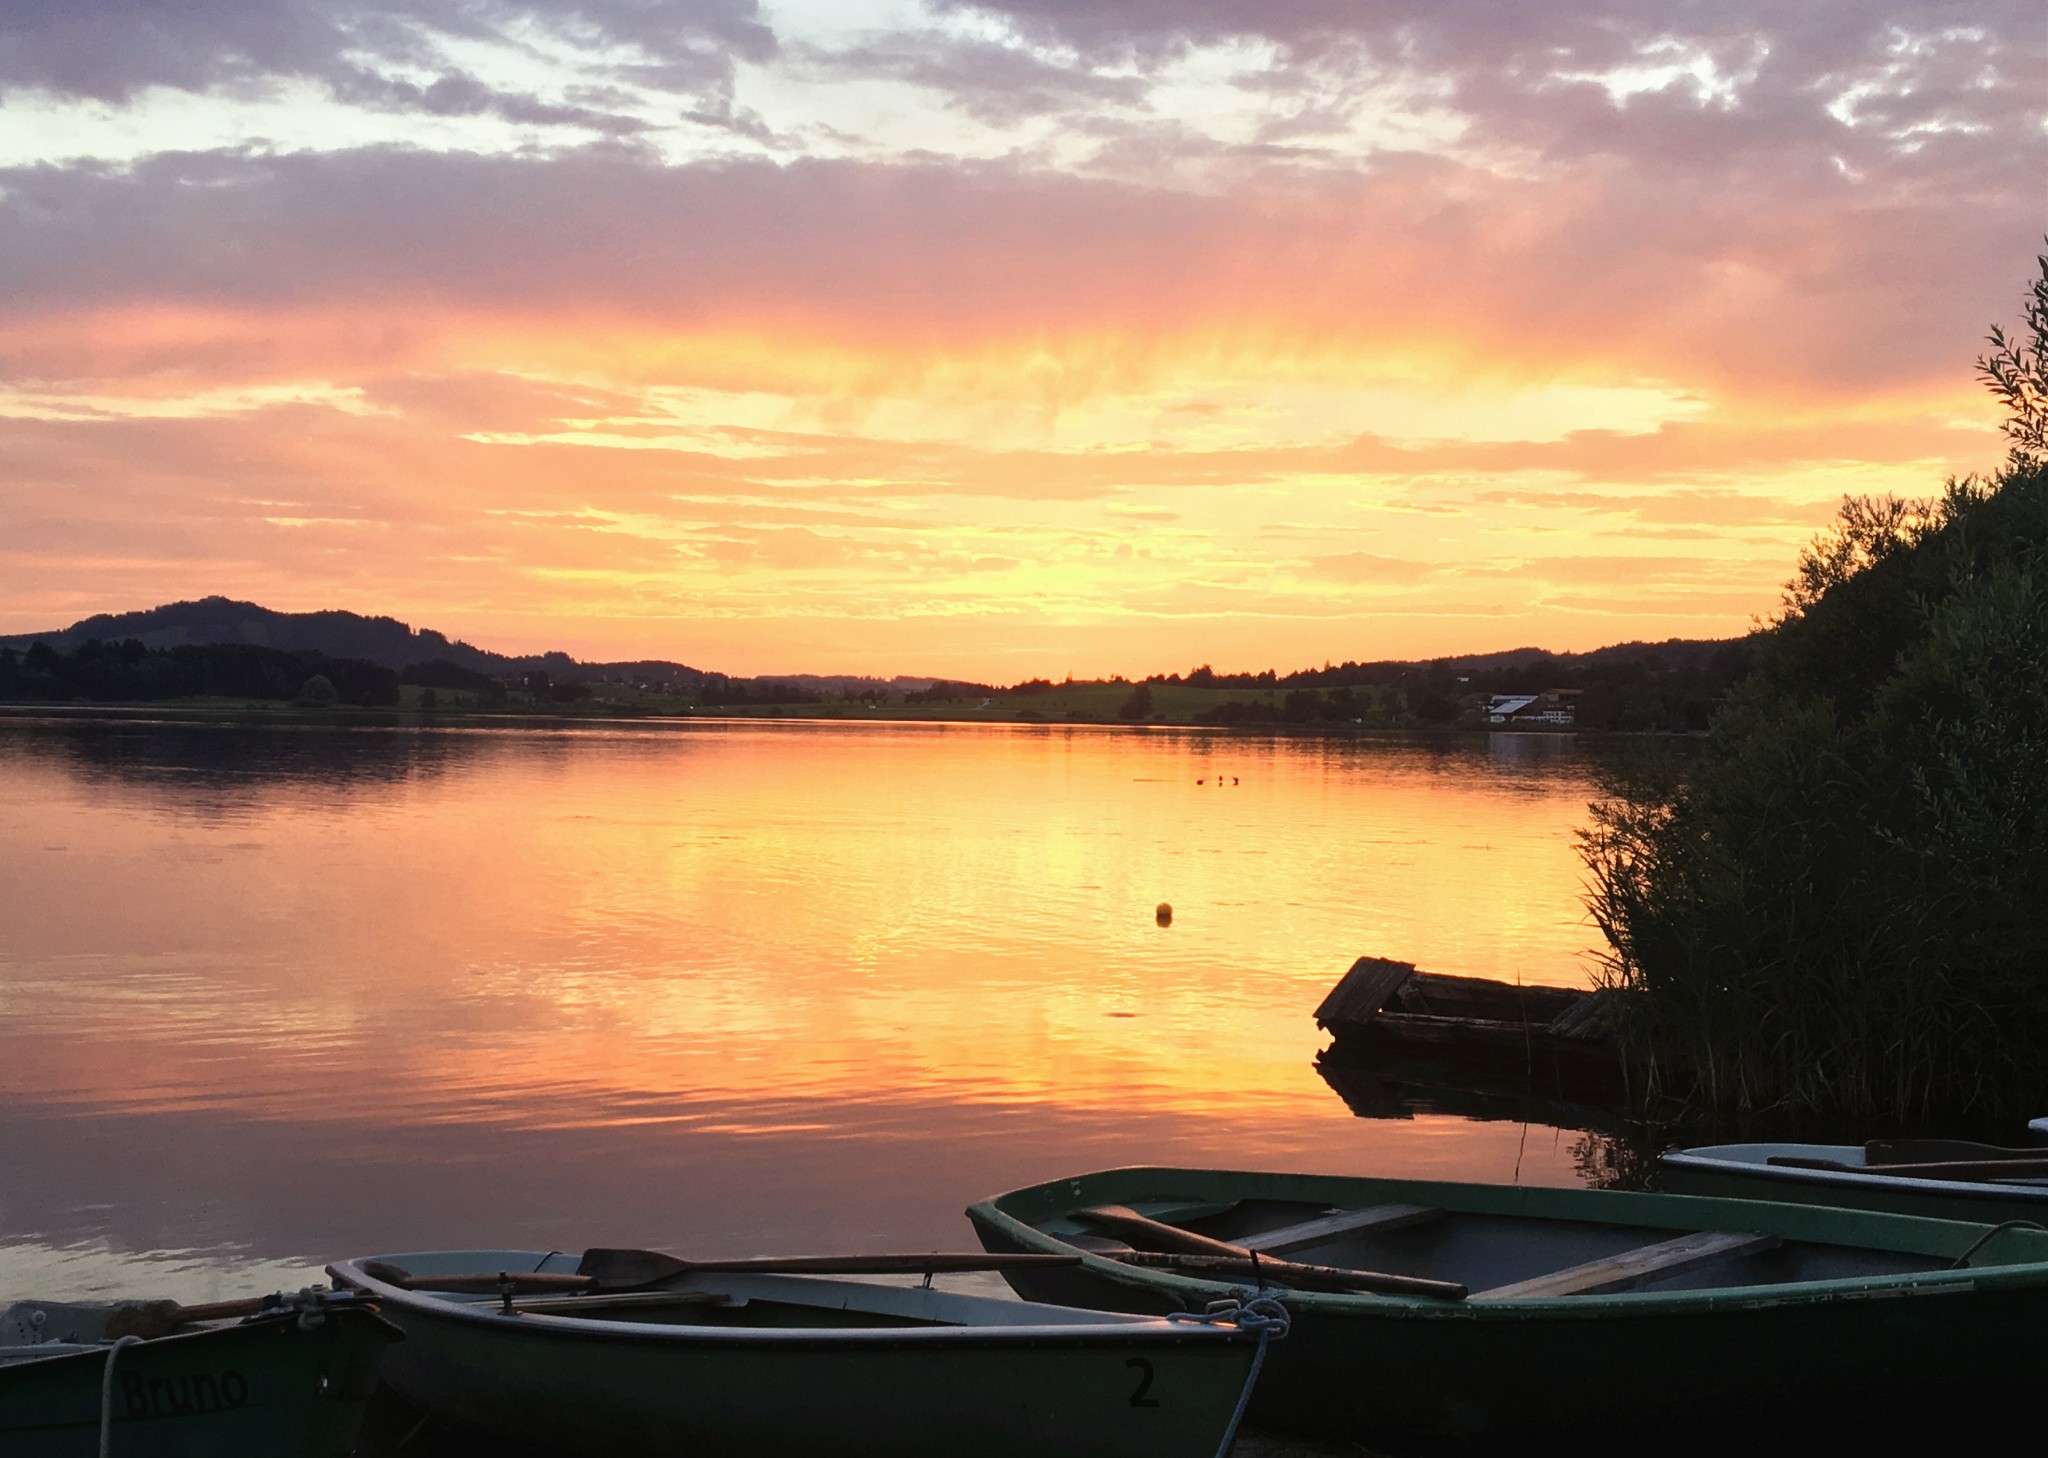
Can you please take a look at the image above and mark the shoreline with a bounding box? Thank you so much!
[0,700,1655,736]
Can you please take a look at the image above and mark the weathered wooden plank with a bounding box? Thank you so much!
[1314,957,1415,1030]
[1475,1230,1778,1301]
[1241,1204,1443,1255]
[1363,1012,1619,1068]
[1543,992,1610,1040]
[1398,972,1584,1022]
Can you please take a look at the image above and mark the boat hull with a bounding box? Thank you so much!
[0,1306,394,1458]
[335,1252,1259,1458]
[1660,1142,2048,1223]
[967,1167,2048,1452]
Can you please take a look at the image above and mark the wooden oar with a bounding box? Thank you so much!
[358,1263,591,1295]
[101,1296,304,1340]
[1112,1251,1467,1300]
[1865,1139,2043,1166]
[1075,1205,1247,1257]
[1076,1204,1467,1300]
[579,1249,1083,1286]
[360,1251,1081,1296]
[1768,1156,2048,1182]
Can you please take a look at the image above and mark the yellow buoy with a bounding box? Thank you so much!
[1155,902,1173,927]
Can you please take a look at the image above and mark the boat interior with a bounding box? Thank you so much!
[0,1300,190,1365]
[349,1254,1154,1333]
[1041,1197,1969,1300]
[1676,1142,2048,1189]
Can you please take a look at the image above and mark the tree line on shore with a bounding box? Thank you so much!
[1583,248,2048,1128]
[887,641,1752,731]
[1,632,1748,730]
[0,638,401,706]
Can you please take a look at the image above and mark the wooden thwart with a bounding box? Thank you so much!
[1240,1204,1443,1255]
[1477,1231,1778,1301]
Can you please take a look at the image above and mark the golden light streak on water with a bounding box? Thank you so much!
[0,718,1615,1301]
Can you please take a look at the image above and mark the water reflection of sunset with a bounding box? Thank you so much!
[1,720,1609,1296]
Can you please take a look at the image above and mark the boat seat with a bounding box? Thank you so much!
[1240,1204,1443,1255]
[1474,1230,1780,1300]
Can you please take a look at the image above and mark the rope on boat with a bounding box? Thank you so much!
[1949,1219,2048,1269]
[99,1334,140,1458]
[1167,1289,1291,1458]
[93,1285,348,1456]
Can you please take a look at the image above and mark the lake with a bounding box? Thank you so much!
[0,715,1619,1306]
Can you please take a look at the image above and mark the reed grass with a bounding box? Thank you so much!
[1580,467,2048,1128]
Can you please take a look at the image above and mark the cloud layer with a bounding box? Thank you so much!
[0,0,2037,673]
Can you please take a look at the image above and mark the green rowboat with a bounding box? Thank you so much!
[331,1248,1271,1458]
[967,1166,2048,1451]
[1660,1140,2048,1222]
[0,1289,397,1458]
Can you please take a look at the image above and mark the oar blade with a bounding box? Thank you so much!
[577,1248,694,1287]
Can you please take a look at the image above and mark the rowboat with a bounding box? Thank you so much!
[966,1166,2048,1450]
[0,1287,396,1458]
[1660,1139,2048,1223]
[329,1248,1275,1458]
[1314,957,1621,1100]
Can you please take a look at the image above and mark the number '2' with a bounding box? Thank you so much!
[1125,1357,1159,1408]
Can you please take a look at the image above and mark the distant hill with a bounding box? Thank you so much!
[1437,638,1746,676]
[1,596,1743,708]
[0,597,706,685]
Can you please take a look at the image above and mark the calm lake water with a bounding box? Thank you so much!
[0,716,1619,1306]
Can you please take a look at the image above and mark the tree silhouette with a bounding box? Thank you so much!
[1978,243,2048,469]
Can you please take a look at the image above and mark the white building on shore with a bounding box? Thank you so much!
[1486,689,1583,726]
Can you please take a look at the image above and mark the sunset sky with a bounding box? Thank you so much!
[1,1,2040,678]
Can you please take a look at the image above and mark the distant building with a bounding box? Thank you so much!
[1487,689,1583,726]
